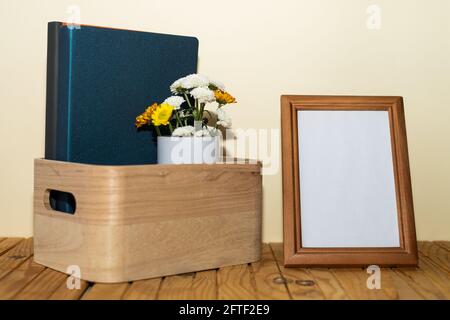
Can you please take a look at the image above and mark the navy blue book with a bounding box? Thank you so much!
[45,22,198,165]
[45,22,198,213]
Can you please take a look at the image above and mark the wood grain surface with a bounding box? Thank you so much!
[0,239,448,300]
[33,159,262,282]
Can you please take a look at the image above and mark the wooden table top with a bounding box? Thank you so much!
[0,238,448,300]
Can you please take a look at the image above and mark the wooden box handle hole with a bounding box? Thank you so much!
[44,189,76,215]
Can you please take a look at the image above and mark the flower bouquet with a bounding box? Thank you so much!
[135,74,236,164]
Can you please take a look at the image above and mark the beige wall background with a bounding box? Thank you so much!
[0,0,449,241]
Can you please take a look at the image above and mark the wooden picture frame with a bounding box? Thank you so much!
[281,95,418,267]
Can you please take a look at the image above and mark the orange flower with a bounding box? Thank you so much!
[135,103,158,128]
[214,90,236,105]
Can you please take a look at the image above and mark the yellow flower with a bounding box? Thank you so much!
[135,103,158,128]
[214,90,236,105]
[135,115,147,128]
[151,103,174,126]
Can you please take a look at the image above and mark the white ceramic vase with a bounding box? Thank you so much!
[157,136,221,164]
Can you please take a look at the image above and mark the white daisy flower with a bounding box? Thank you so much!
[170,78,184,94]
[209,79,225,91]
[172,125,195,137]
[216,108,232,128]
[204,101,219,111]
[194,126,219,137]
[164,96,185,110]
[180,74,210,89]
[190,87,215,103]
[208,127,219,137]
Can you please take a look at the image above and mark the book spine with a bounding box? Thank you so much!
[45,22,71,161]
[44,22,61,160]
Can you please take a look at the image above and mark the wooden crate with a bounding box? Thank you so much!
[33,159,262,283]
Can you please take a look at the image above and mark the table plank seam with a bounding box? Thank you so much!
[268,244,293,300]
[436,242,450,252]
[418,243,450,274]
